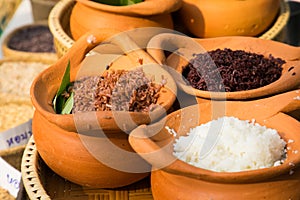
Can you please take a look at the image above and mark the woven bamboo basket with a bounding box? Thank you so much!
[0,57,52,165]
[0,57,51,163]
[0,57,53,200]
[49,0,289,59]
[48,0,75,58]
[1,21,58,64]
[259,0,290,41]
[21,136,153,200]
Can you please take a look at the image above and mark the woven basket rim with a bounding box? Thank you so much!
[0,53,56,67]
[259,0,290,39]
[48,0,75,50]
[0,56,51,172]
[21,137,50,200]
[0,57,53,65]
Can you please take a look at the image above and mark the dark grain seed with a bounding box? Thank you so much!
[288,66,295,72]
[8,25,55,53]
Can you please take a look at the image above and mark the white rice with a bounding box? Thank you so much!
[0,61,49,98]
[173,116,286,172]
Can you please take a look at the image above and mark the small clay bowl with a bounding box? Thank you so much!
[147,33,300,100]
[129,89,300,199]
[30,28,177,188]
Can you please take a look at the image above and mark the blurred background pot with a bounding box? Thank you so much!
[178,0,282,38]
[69,0,182,40]
[30,0,59,22]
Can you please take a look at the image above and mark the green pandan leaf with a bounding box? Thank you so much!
[53,95,65,114]
[61,92,74,114]
[53,61,71,114]
[91,0,143,6]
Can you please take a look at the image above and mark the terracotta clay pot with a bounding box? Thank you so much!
[178,0,281,38]
[129,89,300,199]
[30,28,177,188]
[69,0,182,40]
[146,33,300,100]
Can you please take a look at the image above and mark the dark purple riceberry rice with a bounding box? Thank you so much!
[182,48,285,92]
[7,25,55,53]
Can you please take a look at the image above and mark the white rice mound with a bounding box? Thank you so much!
[173,116,286,172]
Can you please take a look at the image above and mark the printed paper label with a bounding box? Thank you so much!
[0,119,32,151]
[0,157,21,198]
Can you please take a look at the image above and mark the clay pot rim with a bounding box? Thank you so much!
[76,0,182,16]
